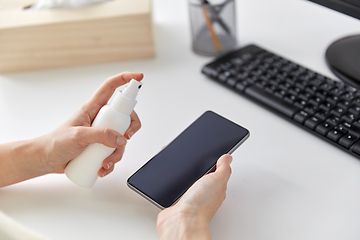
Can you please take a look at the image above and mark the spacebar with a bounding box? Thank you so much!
[244,85,300,118]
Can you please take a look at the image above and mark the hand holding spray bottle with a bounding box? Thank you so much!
[65,79,142,188]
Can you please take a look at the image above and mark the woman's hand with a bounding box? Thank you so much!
[157,154,233,240]
[0,72,143,187]
[42,72,143,177]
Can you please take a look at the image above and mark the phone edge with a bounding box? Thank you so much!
[127,182,166,210]
[228,131,250,155]
[127,130,250,210]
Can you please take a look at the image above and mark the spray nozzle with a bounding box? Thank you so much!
[109,79,142,114]
[122,79,142,99]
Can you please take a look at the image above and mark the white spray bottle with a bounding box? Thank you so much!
[65,79,142,188]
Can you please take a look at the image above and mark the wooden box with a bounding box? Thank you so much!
[0,0,155,72]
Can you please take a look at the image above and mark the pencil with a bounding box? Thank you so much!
[202,0,231,35]
[201,6,222,52]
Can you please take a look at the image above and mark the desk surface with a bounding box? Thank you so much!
[1,0,360,239]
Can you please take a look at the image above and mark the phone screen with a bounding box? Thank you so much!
[127,111,249,209]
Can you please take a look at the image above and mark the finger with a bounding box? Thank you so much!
[83,72,144,120]
[125,111,142,139]
[213,154,232,183]
[73,126,127,148]
[101,147,125,170]
[98,164,115,178]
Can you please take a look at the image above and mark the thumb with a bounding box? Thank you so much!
[74,126,127,148]
[213,154,232,182]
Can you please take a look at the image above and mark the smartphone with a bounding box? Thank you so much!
[127,111,250,209]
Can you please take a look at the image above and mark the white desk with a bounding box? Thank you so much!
[1,0,360,239]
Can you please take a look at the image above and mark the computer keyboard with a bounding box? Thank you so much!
[202,44,360,159]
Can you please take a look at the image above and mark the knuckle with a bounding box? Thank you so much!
[102,128,113,143]
[71,127,83,140]
[69,127,86,147]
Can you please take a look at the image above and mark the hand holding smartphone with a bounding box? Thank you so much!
[127,111,250,209]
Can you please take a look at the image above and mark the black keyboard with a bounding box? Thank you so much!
[202,44,360,159]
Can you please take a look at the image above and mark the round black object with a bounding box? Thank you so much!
[326,34,360,88]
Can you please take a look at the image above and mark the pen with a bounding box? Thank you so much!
[200,1,222,52]
[201,0,231,35]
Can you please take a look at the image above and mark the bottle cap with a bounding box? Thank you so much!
[122,79,142,99]
[111,79,142,115]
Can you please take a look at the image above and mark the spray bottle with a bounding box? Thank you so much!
[65,79,142,188]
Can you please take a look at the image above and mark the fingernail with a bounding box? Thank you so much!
[107,162,113,169]
[117,137,126,146]
[226,155,233,165]
[101,171,106,178]
[128,131,134,139]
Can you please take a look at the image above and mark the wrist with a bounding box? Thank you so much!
[0,137,49,187]
[179,215,211,240]
[15,138,50,177]
[157,207,211,240]
[32,135,53,175]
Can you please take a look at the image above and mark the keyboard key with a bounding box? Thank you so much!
[255,80,267,88]
[274,90,286,98]
[294,100,307,109]
[235,81,249,92]
[304,116,322,130]
[353,97,360,104]
[335,125,348,134]
[349,106,360,116]
[245,85,300,117]
[230,57,245,66]
[330,107,346,117]
[327,130,344,142]
[265,85,277,94]
[284,95,297,104]
[219,71,231,82]
[342,91,356,101]
[315,122,333,136]
[246,76,258,84]
[326,95,340,104]
[289,87,301,96]
[309,97,323,106]
[237,72,249,80]
[339,134,359,149]
[319,82,333,91]
[294,111,310,124]
[304,104,318,115]
[314,109,329,120]
[298,92,311,101]
[341,112,356,123]
[316,90,328,98]
[305,86,317,95]
[319,101,335,111]
[338,100,351,109]
[202,65,220,78]
[352,141,360,155]
[227,78,237,87]
[326,115,341,125]
[339,122,360,137]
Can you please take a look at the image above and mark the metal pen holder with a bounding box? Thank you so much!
[189,0,237,56]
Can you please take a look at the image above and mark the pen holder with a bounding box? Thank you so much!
[188,0,237,56]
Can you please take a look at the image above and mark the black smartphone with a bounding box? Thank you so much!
[127,111,250,209]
